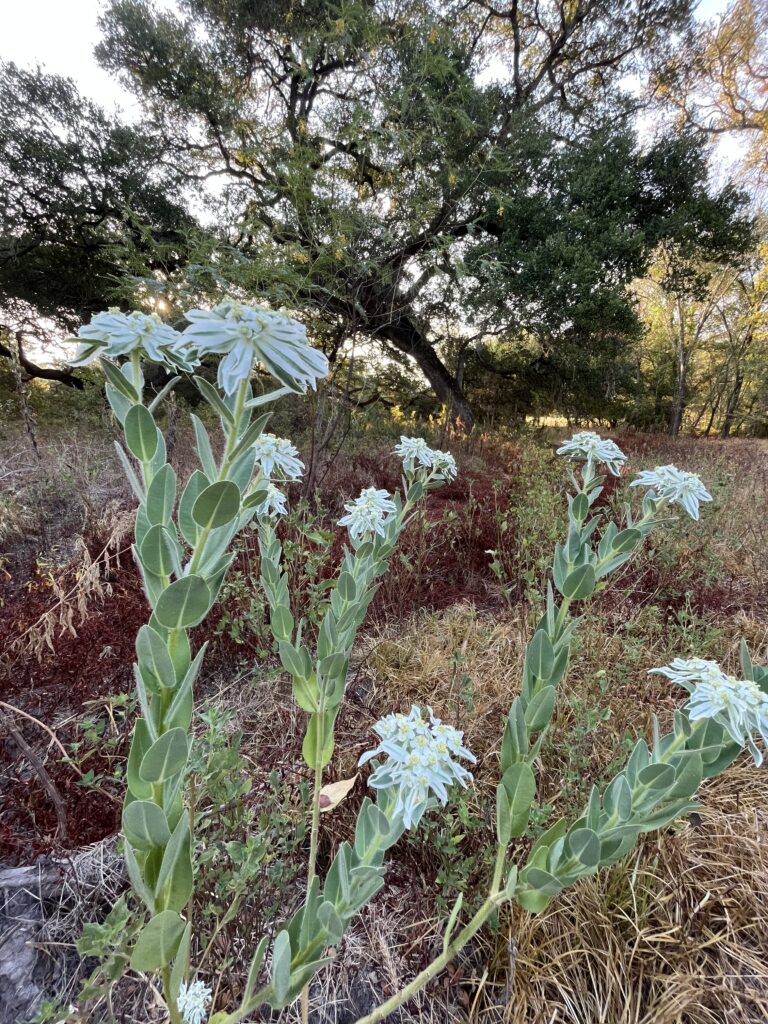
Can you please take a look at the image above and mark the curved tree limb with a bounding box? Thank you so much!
[0,332,84,389]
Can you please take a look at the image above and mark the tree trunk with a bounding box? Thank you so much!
[720,370,744,439]
[0,335,84,389]
[670,314,687,438]
[670,364,686,437]
[381,321,475,431]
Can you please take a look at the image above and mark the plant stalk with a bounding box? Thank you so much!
[353,847,507,1024]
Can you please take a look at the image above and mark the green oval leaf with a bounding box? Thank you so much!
[139,524,180,578]
[139,728,189,783]
[146,464,177,526]
[123,800,171,850]
[638,762,676,791]
[136,625,177,690]
[611,527,642,553]
[101,358,138,401]
[500,762,536,840]
[178,470,208,545]
[526,629,555,681]
[271,930,292,1004]
[124,404,158,462]
[561,563,596,600]
[571,492,589,522]
[154,575,211,629]
[192,481,241,530]
[337,572,357,603]
[130,910,186,972]
[524,685,556,733]
[566,826,601,868]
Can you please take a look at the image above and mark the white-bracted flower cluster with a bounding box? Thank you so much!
[392,436,458,482]
[177,978,212,1024]
[255,482,288,519]
[251,433,304,481]
[359,705,476,829]
[555,431,627,477]
[631,465,712,521]
[181,298,329,395]
[652,657,768,765]
[70,309,200,373]
[338,487,397,542]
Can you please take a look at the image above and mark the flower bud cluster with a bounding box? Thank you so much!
[251,433,304,482]
[69,298,328,396]
[359,705,476,829]
[555,431,627,477]
[652,657,768,765]
[393,436,458,481]
[630,465,712,521]
[70,309,199,372]
[338,487,397,541]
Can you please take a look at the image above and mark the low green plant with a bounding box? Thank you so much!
[69,308,767,1024]
[69,693,135,793]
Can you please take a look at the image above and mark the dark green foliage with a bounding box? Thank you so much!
[1,1,753,424]
[91,0,749,425]
[0,61,196,337]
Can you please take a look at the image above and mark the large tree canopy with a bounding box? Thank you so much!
[0,61,196,383]
[91,0,753,426]
[1,1,753,422]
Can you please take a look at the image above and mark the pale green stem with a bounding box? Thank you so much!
[162,966,181,1024]
[130,351,142,397]
[353,846,507,1024]
[301,732,325,1024]
[218,378,250,477]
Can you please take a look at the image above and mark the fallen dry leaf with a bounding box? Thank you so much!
[318,773,358,813]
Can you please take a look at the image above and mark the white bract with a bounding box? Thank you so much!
[251,434,304,481]
[70,309,199,372]
[555,431,627,476]
[393,436,433,471]
[360,705,476,829]
[177,979,212,1024]
[182,298,328,395]
[338,487,397,542]
[652,657,768,765]
[255,483,288,518]
[430,449,458,482]
[393,436,458,481]
[631,465,713,521]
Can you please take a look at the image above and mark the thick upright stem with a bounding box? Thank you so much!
[162,966,181,1024]
[301,717,325,1024]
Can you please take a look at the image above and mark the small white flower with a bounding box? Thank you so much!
[556,431,627,476]
[338,487,397,542]
[393,436,433,471]
[70,309,199,372]
[251,434,304,481]
[430,449,458,482]
[255,483,288,518]
[393,437,458,482]
[359,705,476,829]
[630,465,712,521]
[182,298,328,395]
[177,979,212,1024]
[651,657,768,765]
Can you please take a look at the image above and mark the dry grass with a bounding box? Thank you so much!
[2,505,134,666]
[5,425,768,1022]
[359,600,768,1024]
[503,768,768,1024]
